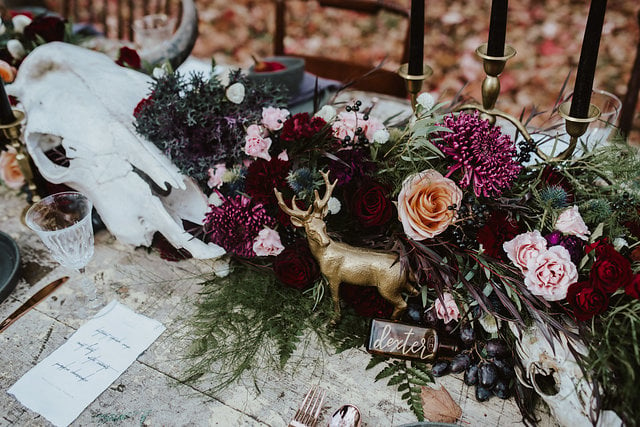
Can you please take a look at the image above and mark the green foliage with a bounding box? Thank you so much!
[583,295,640,426]
[183,262,369,393]
[367,356,434,421]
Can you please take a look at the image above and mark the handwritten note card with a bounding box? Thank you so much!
[8,300,165,427]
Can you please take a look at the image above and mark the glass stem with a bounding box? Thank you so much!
[77,268,98,305]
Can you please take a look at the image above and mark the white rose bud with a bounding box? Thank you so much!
[152,66,168,79]
[225,82,245,104]
[11,15,32,34]
[0,22,6,36]
[314,105,336,122]
[372,129,390,145]
[7,40,26,60]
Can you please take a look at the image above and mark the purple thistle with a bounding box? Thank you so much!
[436,112,522,197]
[204,193,275,258]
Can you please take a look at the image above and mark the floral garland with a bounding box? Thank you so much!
[134,67,640,424]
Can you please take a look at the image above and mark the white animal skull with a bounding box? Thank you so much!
[509,323,622,427]
[8,42,224,260]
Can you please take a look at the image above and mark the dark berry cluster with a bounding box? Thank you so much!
[517,137,537,164]
[342,100,371,148]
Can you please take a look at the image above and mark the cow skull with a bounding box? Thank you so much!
[8,42,224,260]
[509,323,622,427]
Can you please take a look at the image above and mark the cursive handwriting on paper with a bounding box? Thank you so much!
[367,319,438,361]
[8,301,166,427]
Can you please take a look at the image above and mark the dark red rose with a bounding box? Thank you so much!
[340,283,393,318]
[280,112,327,143]
[244,157,291,207]
[590,243,632,293]
[625,274,640,299]
[566,281,609,321]
[273,240,320,289]
[24,16,66,43]
[133,95,154,118]
[476,211,520,260]
[116,46,141,69]
[349,179,393,228]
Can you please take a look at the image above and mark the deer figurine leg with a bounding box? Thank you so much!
[329,279,342,323]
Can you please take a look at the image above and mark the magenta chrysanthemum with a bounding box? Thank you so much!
[204,193,275,258]
[436,112,522,197]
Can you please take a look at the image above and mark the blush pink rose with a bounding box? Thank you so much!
[252,226,285,256]
[207,163,227,189]
[503,230,548,273]
[524,245,578,301]
[397,169,463,240]
[434,292,460,324]
[277,150,289,161]
[0,147,25,190]
[261,107,289,132]
[555,205,590,240]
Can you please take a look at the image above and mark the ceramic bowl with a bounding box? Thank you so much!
[247,56,305,96]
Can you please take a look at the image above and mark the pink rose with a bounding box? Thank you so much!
[397,169,463,240]
[261,107,289,132]
[244,134,272,161]
[252,226,285,256]
[0,147,25,190]
[503,230,548,273]
[524,245,578,301]
[555,205,590,240]
[207,163,227,189]
[331,111,387,144]
[434,292,460,324]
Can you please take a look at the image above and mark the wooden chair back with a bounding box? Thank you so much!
[273,0,411,98]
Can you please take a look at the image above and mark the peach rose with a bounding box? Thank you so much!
[0,147,25,190]
[503,230,548,273]
[434,292,460,324]
[524,245,578,301]
[555,205,590,240]
[397,169,463,240]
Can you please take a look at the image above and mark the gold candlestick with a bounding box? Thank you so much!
[0,108,41,212]
[536,101,601,161]
[398,63,433,114]
[476,43,516,123]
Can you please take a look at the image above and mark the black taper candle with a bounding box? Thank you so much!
[487,0,508,57]
[570,0,608,118]
[408,0,425,76]
[0,81,15,125]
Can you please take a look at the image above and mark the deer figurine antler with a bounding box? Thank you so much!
[274,170,418,322]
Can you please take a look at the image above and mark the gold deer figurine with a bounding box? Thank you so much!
[274,171,419,322]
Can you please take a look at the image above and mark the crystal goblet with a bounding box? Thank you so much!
[25,191,101,312]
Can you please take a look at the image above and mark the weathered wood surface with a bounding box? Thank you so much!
[0,187,558,426]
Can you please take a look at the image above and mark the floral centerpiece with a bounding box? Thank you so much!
[133,66,640,425]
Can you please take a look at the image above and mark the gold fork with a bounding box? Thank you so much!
[288,386,326,427]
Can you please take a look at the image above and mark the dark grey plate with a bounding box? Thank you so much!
[0,230,20,303]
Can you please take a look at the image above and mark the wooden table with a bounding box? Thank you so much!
[0,90,555,426]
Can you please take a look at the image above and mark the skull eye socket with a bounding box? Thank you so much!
[531,365,560,396]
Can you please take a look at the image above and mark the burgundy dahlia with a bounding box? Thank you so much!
[204,193,275,258]
[280,112,327,143]
[436,112,522,197]
[476,211,520,260]
[244,158,291,207]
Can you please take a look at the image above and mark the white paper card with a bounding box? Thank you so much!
[8,300,165,427]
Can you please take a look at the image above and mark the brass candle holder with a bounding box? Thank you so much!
[0,108,41,213]
[398,63,433,114]
[536,101,601,161]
